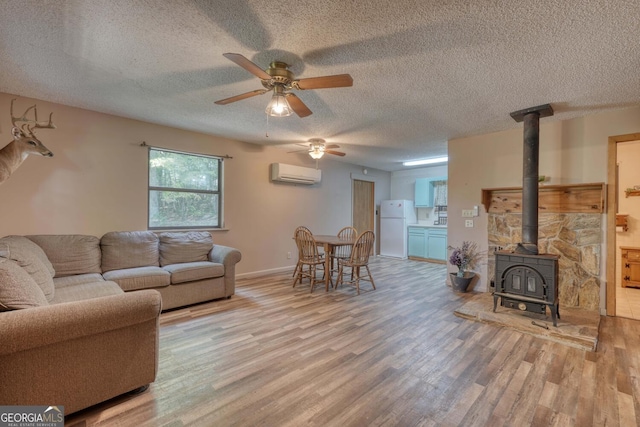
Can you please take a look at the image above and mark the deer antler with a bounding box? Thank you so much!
[10,98,56,134]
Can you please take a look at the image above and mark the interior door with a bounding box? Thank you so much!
[607,133,640,317]
[352,179,375,251]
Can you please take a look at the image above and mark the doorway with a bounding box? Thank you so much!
[607,132,640,317]
[352,179,375,250]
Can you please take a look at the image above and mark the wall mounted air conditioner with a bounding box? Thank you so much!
[270,163,321,185]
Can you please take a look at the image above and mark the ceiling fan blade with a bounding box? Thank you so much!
[326,150,346,157]
[286,94,312,118]
[214,89,269,105]
[325,144,340,149]
[295,74,353,90]
[223,53,271,80]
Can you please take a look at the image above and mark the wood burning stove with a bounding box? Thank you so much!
[493,251,560,326]
[492,103,561,326]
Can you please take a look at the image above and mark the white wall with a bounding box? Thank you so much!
[448,106,640,313]
[0,92,391,276]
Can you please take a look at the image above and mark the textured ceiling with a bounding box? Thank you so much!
[1,0,639,171]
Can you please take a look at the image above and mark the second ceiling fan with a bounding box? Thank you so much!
[290,138,346,159]
[214,53,353,118]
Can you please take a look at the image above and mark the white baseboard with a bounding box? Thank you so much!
[236,265,295,279]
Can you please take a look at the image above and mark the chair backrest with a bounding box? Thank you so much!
[349,231,375,266]
[295,228,321,262]
[294,226,311,237]
[337,226,357,239]
[294,226,311,257]
[335,226,357,257]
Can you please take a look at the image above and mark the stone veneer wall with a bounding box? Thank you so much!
[487,213,601,310]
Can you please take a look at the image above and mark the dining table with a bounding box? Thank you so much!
[313,234,356,291]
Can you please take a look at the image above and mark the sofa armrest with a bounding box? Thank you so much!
[209,245,242,296]
[0,290,162,414]
[0,290,162,355]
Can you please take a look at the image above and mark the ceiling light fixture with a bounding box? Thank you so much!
[309,144,325,159]
[402,156,448,166]
[265,86,293,117]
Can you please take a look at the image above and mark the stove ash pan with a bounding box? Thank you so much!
[493,251,560,326]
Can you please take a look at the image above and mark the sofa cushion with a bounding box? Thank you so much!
[53,273,105,289]
[159,231,213,267]
[163,261,224,284]
[102,266,170,291]
[1,235,55,276]
[26,234,102,278]
[0,259,49,310]
[0,235,55,301]
[50,280,124,304]
[101,231,159,272]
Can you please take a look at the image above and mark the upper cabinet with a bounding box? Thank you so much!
[415,178,432,207]
[415,177,447,207]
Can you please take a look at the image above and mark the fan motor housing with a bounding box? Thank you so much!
[266,61,293,84]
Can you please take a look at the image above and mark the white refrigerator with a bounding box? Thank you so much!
[380,199,417,258]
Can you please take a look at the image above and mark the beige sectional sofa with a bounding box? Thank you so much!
[0,230,241,415]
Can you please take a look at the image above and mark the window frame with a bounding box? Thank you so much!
[147,147,223,230]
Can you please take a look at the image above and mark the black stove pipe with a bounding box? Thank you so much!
[510,104,554,255]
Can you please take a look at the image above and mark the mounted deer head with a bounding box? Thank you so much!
[0,99,55,185]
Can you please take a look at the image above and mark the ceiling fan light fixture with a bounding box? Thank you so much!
[265,87,293,117]
[403,156,448,166]
[309,145,325,159]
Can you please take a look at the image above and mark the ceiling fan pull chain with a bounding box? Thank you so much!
[265,114,270,138]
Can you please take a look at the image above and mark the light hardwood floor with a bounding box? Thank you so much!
[66,257,640,427]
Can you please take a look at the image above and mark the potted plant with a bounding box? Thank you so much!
[448,241,481,292]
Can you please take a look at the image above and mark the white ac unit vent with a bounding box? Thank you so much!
[270,163,321,185]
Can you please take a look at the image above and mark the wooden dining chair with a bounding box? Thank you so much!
[331,226,357,275]
[293,227,329,292]
[293,226,312,278]
[335,230,376,295]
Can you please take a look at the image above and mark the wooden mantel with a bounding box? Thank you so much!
[481,182,605,214]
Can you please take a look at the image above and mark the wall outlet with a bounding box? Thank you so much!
[462,209,474,217]
[465,219,474,227]
[287,251,291,259]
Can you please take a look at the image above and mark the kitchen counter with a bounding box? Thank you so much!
[408,224,447,229]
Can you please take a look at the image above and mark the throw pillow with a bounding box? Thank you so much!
[0,259,49,311]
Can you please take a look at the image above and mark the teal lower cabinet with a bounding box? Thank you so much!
[427,228,447,261]
[408,227,426,258]
[408,226,447,262]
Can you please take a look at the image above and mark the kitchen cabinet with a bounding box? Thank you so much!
[621,246,640,288]
[407,226,447,261]
[415,177,447,207]
[415,179,432,207]
[427,228,447,261]
[408,227,426,258]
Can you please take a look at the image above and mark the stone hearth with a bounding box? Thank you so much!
[488,212,601,310]
[454,293,599,351]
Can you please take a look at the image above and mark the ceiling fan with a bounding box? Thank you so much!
[214,53,353,118]
[290,138,346,159]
